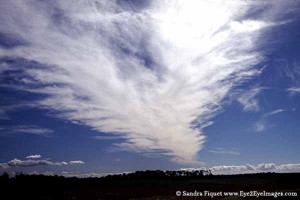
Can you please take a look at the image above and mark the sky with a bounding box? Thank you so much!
[0,0,300,176]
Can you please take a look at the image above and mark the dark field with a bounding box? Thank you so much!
[1,171,299,200]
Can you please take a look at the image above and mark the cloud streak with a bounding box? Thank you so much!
[0,125,53,137]
[0,0,294,163]
[261,109,285,118]
[6,159,54,167]
[237,87,262,112]
[26,155,42,159]
[0,156,84,169]
[287,87,300,95]
[254,109,285,132]
[69,160,85,165]
[209,148,240,155]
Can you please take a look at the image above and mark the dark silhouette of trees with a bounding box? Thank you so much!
[100,169,212,181]
[1,171,299,200]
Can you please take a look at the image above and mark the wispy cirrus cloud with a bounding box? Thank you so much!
[261,109,285,118]
[208,148,240,155]
[0,103,36,120]
[0,0,295,164]
[92,135,124,140]
[236,87,263,112]
[287,87,300,95]
[254,121,266,132]
[0,125,53,137]
[254,109,285,132]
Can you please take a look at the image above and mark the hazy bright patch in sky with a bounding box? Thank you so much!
[0,0,300,174]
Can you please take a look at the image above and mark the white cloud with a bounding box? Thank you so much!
[256,163,276,171]
[69,160,85,165]
[6,159,54,167]
[210,165,254,174]
[60,171,109,178]
[208,148,240,155]
[230,20,270,33]
[262,109,285,118]
[287,87,300,95]
[0,1,293,163]
[1,125,53,137]
[237,87,262,112]
[0,163,9,169]
[0,103,37,121]
[254,109,285,132]
[254,120,266,132]
[29,171,54,176]
[14,126,53,136]
[182,163,300,174]
[92,136,124,140]
[26,154,42,159]
[0,157,83,168]
[55,161,69,166]
[276,164,300,172]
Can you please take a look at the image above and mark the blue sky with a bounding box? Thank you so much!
[0,0,300,176]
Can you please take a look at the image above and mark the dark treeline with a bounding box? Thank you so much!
[1,171,299,200]
[0,169,212,182]
[103,169,213,180]
[0,169,213,187]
